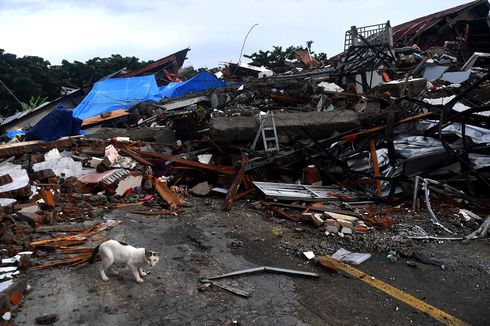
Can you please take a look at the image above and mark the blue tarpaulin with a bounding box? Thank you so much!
[27,104,82,141]
[153,72,230,99]
[6,129,25,140]
[73,72,233,120]
[72,76,159,120]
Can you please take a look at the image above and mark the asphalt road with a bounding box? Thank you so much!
[13,197,490,325]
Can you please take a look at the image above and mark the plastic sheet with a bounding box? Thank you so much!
[5,129,25,140]
[332,248,371,265]
[153,72,230,99]
[73,76,159,120]
[0,198,17,206]
[0,163,29,194]
[394,135,446,158]
[32,149,84,178]
[27,104,82,141]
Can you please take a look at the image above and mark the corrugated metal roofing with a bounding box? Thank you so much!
[392,0,489,44]
[1,96,66,127]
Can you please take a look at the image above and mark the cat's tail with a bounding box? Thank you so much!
[89,244,100,264]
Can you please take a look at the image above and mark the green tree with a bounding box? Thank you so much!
[244,41,327,72]
[0,49,151,118]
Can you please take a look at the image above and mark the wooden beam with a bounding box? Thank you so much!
[369,138,382,197]
[224,154,249,210]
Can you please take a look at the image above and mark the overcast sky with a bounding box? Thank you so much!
[0,0,476,68]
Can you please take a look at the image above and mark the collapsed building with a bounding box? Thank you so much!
[1,1,490,323]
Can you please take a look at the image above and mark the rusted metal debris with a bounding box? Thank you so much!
[205,266,319,280]
[199,279,251,298]
[266,206,304,222]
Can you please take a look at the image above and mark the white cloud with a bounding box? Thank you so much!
[0,0,473,68]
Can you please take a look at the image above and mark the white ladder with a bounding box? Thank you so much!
[251,111,279,153]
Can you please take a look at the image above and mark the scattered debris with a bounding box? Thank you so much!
[465,215,490,239]
[331,248,371,265]
[0,2,490,324]
[200,279,251,298]
[35,313,59,325]
[205,266,319,280]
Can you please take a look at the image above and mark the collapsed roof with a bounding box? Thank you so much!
[392,0,490,57]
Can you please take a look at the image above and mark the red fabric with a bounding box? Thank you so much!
[344,134,357,142]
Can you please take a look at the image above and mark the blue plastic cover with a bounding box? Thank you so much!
[27,104,83,141]
[154,72,229,99]
[6,129,25,140]
[73,76,159,120]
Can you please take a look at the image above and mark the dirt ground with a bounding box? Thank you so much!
[12,196,490,326]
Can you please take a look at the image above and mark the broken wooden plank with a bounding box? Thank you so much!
[140,151,237,175]
[0,136,81,158]
[40,190,55,210]
[109,202,144,209]
[30,220,121,246]
[81,109,130,127]
[267,206,303,222]
[155,179,182,210]
[60,247,97,254]
[32,253,93,270]
[234,188,256,201]
[119,148,156,167]
[369,138,382,197]
[34,240,87,249]
[224,154,249,210]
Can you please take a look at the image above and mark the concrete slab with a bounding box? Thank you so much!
[211,110,361,142]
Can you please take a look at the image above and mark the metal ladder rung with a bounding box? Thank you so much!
[251,111,280,154]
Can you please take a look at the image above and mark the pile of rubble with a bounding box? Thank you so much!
[1,0,490,322]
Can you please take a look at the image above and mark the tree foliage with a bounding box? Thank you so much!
[0,42,326,118]
[244,41,327,72]
[0,49,149,117]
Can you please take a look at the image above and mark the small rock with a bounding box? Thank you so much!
[229,240,244,248]
[35,313,58,325]
[2,312,11,321]
[406,260,417,267]
[190,181,211,196]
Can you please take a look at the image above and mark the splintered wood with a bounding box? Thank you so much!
[30,221,121,247]
[30,220,121,270]
[32,254,94,270]
[155,179,182,210]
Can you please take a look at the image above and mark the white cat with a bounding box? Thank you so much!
[90,240,160,283]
